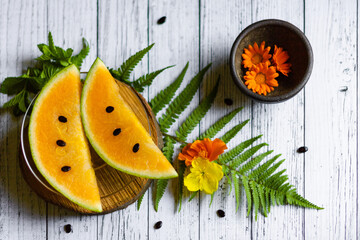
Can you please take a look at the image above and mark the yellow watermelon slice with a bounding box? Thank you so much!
[81,58,178,179]
[29,65,102,212]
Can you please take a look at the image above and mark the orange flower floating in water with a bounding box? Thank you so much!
[272,45,292,76]
[178,138,228,167]
[244,62,279,96]
[242,41,271,69]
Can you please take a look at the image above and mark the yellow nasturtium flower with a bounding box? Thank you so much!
[184,157,224,194]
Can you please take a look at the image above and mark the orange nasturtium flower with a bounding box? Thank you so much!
[244,62,279,96]
[178,138,228,167]
[272,45,292,76]
[242,41,271,69]
[183,157,224,194]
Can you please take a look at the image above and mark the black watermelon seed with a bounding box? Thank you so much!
[113,128,122,136]
[106,106,114,113]
[56,140,66,147]
[217,209,225,218]
[58,116,67,123]
[157,16,166,25]
[297,146,308,153]
[61,166,71,172]
[154,221,162,229]
[133,143,140,153]
[224,98,233,106]
[64,224,72,233]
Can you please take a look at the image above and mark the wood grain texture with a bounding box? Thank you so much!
[46,1,98,239]
[305,0,357,239]
[0,1,47,240]
[199,1,252,239]
[97,0,149,239]
[147,1,201,239]
[0,0,359,239]
[251,1,306,239]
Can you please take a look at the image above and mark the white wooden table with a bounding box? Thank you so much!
[0,0,356,239]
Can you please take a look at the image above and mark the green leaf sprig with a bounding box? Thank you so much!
[0,32,89,115]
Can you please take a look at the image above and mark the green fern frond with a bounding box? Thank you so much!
[110,43,154,82]
[137,193,145,210]
[220,119,250,144]
[198,107,243,140]
[237,150,274,174]
[132,65,174,93]
[153,136,175,211]
[219,135,262,164]
[227,143,268,169]
[176,77,220,141]
[232,171,240,211]
[177,161,186,211]
[158,63,211,133]
[154,179,168,212]
[150,63,189,115]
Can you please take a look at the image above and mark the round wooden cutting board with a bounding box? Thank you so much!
[19,80,161,214]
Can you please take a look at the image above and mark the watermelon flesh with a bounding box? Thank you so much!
[29,65,102,212]
[81,58,178,179]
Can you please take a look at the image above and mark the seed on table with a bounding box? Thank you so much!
[217,209,225,218]
[224,98,233,106]
[157,16,166,25]
[154,221,163,229]
[56,140,66,147]
[297,146,308,153]
[64,224,72,233]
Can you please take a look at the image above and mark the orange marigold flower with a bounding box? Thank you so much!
[242,41,271,69]
[272,45,292,76]
[178,138,227,167]
[243,62,279,96]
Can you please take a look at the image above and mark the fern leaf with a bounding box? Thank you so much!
[232,171,240,212]
[198,107,243,140]
[227,143,268,169]
[250,181,260,220]
[154,179,168,212]
[150,63,189,115]
[188,191,198,202]
[219,135,262,164]
[248,154,281,180]
[177,161,186,212]
[137,193,145,210]
[242,176,252,217]
[132,65,174,93]
[158,63,211,133]
[114,43,154,82]
[220,119,250,144]
[237,150,274,174]
[176,77,220,141]
[257,159,285,183]
[257,184,267,217]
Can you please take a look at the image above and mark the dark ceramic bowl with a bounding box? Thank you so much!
[230,19,313,103]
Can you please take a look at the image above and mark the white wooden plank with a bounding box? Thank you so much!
[198,1,252,239]
[0,0,48,240]
[97,0,149,239]
[46,1,98,239]
[147,1,200,239]
[305,0,357,239]
[250,1,306,239]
